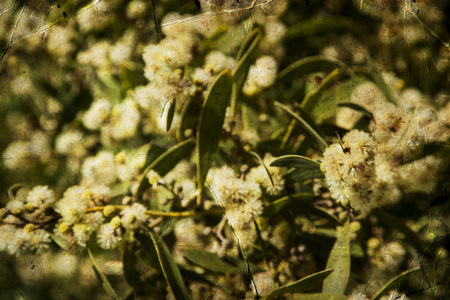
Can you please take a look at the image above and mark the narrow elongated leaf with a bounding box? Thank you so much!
[309,77,369,121]
[236,27,262,61]
[336,102,372,117]
[291,293,348,300]
[143,143,167,169]
[229,29,263,122]
[287,168,325,183]
[275,102,328,151]
[122,249,141,290]
[274,154,325,182]
[372,268,420,300]
[87,247,119,300]
[149,232,189,300]
[184,249,242,274]
[322,220,351,295]
[197,70,233,197]
[165,97,176,132]
[184,249,261,275]
[301,69,344,114]
[135,232,162,271]
[135,138,195,197]
[233,29,262,95]
[287,15,364,40]
[177,94,202,141]
[267,269,334,299]
[271,154,321,169]
[94,74,122,105]
[278,56,351,82]
[122,289,137,300]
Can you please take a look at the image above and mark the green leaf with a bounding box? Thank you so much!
[135,232,162,271]
[287,168,325,183]
[322,220,351,295]
[143,143,167,169]
[177,94,202,141]
[120,64,141,95]
[278,56,351,82]
[236,27,262,61]
[372,268,420,300]
[87,247,119,300]
[309,76,369,121]
[165,97,176,132]
[336,102,372,117]
[149,232,190,300]
[271,154,321,169]
[286,16,364,40]
[291,293,349,300]
[122,289,137,300]
[135,138,195,197]
[267,269,334,299]
[7,183,24,200]
[372,210,426,252]
[273,154,325,182]
[184,249,243,274]
[230,29,262,117]
[197,70,233,197]
[94,73,122,105]
[301,69,346,114]
[274,102,328,151]
[215,24,248,55]
[122,249,141,291]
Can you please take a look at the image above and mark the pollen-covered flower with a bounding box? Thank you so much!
[204,51,236,74]
[27,185,55,208]
[97,223,122,249]
[247,154,287,196]
[208,166,263,228]
[56,186,90,224]
[72,223,93,247]
[243,56,278,96]
[82,98,111,130]
[81,151,117,186]
[0,225,51,256]
[320,130,400,215]
[120,203,148,230]
[108,99,141,141]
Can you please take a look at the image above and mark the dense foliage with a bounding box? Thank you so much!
[0,0,449,299]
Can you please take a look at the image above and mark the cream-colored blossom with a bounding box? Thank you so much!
[82,98,111,130]
[97,223,122,249]
[126,0,147,19]
[204,51,236,74]
[120,203,148,230]
[77,41,111,69]
[243,56,278,96]
[247,154,286,196]
[108,99,141,141]
[209,166,263,228]
[81,151,117,186]
[56,186,89,224]
[27,185,56,208]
